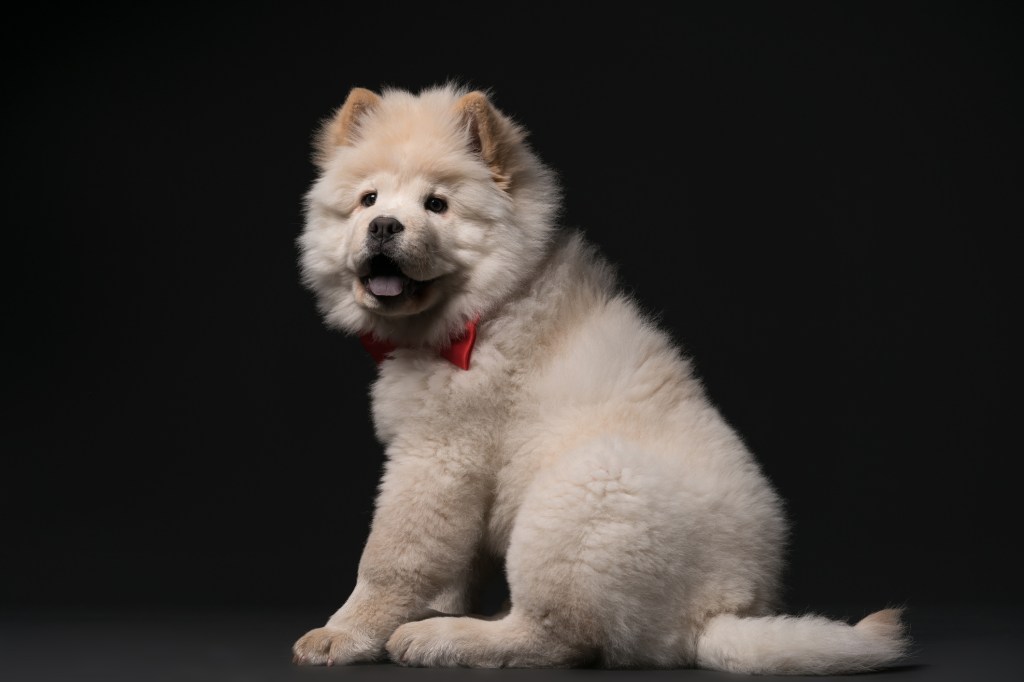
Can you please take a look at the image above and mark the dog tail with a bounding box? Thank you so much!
[693,607,910,675]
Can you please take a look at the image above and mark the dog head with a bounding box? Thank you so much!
[299,83,560,347]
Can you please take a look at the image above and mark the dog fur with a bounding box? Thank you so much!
[291,83,909,673]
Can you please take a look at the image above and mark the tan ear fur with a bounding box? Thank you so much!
[457,91,514,189]
[314,87,381,168]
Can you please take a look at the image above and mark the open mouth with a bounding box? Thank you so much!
[361,254,431,299]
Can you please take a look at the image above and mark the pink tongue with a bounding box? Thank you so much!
[367,276,405,297]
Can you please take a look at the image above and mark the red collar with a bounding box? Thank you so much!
[359,318,479,370]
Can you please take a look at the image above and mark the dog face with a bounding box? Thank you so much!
[299,84,560,346]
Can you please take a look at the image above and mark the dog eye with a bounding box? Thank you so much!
[425,196,447,213]
[360,192,377,207]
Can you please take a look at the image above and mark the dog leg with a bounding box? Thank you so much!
[293,445,491,665]
[389,440,700,668]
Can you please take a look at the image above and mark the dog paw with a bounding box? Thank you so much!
[387,618,463,666]
[292,625,381,666]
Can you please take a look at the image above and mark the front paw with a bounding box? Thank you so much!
[292,625,382,666]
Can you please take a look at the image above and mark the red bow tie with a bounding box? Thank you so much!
[359,318,479,370]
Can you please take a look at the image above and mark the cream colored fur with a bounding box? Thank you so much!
[291,83,909,673]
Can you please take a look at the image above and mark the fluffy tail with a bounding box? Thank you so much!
[694,607,910,675]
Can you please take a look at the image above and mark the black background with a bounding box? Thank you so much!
[3,0,1021,627]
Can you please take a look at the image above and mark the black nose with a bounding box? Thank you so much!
[368,216,404,242]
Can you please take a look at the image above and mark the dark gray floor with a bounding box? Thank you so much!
[1,605,1021,682]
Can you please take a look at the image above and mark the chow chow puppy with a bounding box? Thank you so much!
[291,83,909,673]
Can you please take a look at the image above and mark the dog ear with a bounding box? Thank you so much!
[313,87,381,169]
[456,91,514,189]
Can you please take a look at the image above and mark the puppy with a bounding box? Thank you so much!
[291,83,909,673]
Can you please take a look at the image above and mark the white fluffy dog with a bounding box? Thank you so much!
[292,83,909,673]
